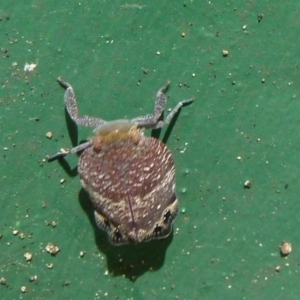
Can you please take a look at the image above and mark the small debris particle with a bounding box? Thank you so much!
[280,241,292,256]
[12,229,18,235]
[181,187,187,194]
[244,180,252,189]
[45,131,53,139]
[29,275,38,283]
[60,178,66,184]
[222,49,229,57]
[45,243,60,255]
[24,252,33,262]
[46,263,54,269]
[20,286,28,293]
[46,220,57,227]
[63,280,71,286]
[24,62,37,72]
[258,13,264,22]
[60,148,69,154]
[29,116,40,121]
[142,68,148,75]
[19,232,25,239]
[0,277,7,285]
[275,265,280,272]
[79,251,86,258]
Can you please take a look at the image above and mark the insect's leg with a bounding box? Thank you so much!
[153,80,170,120]
[131,81,170,128]
[132,81,194,129]
[152,97,194,129]
[47,141,92,162]
[57,77,107,128]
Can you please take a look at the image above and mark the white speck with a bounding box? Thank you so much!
[180,147,186,154]
[24,62,37,72]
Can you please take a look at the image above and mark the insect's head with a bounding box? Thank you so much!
[92,120,142,152]
[93,119,136,135]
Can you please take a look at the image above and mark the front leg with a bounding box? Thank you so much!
[151,97,194,129]
[132,81,193,129]
[131,81,170,128]
[58,77,107,128]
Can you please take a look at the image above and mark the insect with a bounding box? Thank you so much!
[48,77,193,245]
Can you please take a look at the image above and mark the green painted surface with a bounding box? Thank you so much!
[1,1,300,299]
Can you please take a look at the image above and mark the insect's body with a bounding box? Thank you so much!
[48,78,193,245]
[79,122,177,244]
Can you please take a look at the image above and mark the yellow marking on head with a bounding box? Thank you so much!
[92,124,142,152]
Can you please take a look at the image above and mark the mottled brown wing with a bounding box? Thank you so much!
[78,135,177,243]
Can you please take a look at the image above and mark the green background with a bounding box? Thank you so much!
[1,1,300,299]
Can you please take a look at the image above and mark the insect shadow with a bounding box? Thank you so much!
[79,188,173,281]
[65,106,79,149]
[150,108,179,143]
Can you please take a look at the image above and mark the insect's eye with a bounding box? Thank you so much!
[163,210,172,224]
[113,229,123,241]
[104,219,111,228]
[153,224,163,235]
